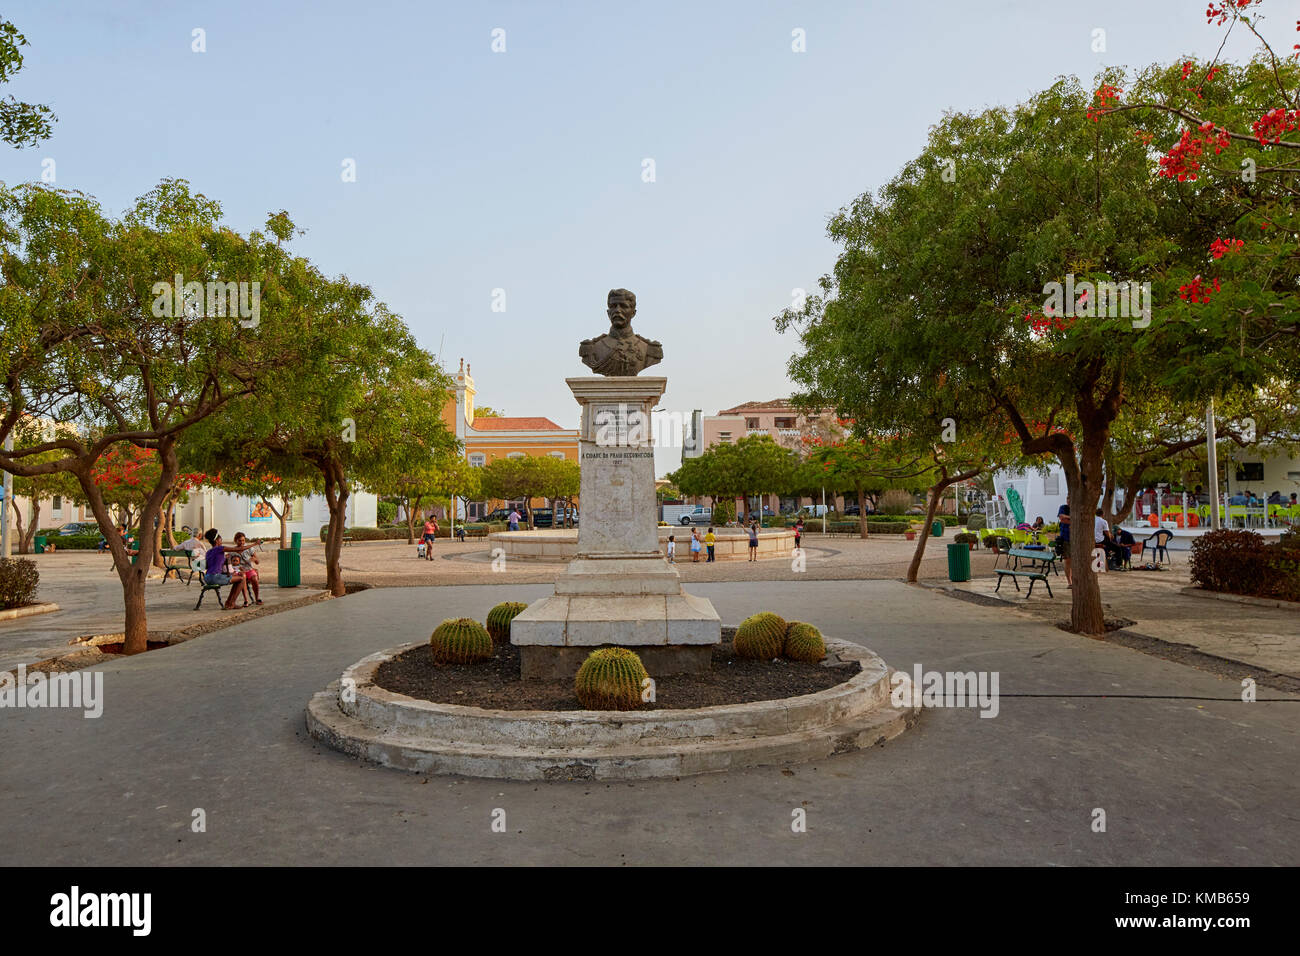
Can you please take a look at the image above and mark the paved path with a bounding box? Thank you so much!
[0,548,324,674]
[2,581,1294,865]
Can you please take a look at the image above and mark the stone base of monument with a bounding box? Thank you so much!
[305,637,918,781]
[511,558,721,677]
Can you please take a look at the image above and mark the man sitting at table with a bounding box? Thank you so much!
[1267,490,1283,505]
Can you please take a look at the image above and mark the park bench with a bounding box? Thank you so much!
[161,548,198,585]
[1008,547,1059,576]
[342,534,355,546]
[994,568,1053,599]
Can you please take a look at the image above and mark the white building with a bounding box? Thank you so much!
[172,488,377,544]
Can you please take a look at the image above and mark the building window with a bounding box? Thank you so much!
[718,431,731,443]
[746,418,759,429]
[1043,474,1059,496]
[468,453,486,467]
[507,452,525,460]
[549,451,565,459]
[774,417,796,429]
[52,496,62,515]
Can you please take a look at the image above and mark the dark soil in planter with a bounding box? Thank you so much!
[96,641,172,654]
[374,635,860,711]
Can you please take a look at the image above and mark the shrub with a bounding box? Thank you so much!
[376,501,398,524]
[710,500,735,525]
[574,647,648,710]
[954,532,979,548]
[486,601,527,642]
[966,513,987,531]
[865,521,907,534]
[0,558,39,609]
[783,621,826,662]
[40,535,102,550]
[734,611,787,659]
[800,518,823,533]
[1189,530,1300,602]
[878,489,915,514]
[429,618,493,664]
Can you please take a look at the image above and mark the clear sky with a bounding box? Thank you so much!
[0,0,1274,476]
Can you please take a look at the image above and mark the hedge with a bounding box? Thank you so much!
[37,534,103,551]
[319,522,509,543]
[1189,529,1300,602]
[0,558,39,608]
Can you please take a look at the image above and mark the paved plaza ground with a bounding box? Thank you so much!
[1,536,1296,865]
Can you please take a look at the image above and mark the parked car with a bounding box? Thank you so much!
[798,505,829,518]
[58,522,99,536]
[482,508,517,524]
[677,506,712,525]
[843,504,860,516]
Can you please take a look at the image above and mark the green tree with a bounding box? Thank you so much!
[206,272,457,595]
[775,69,1289,634]
[0,20,55,147]
[0,180,294,652]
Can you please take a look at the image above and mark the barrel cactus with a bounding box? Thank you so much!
[574,647,649,711]
[429,617,493,664]
[783,621,826,662]
[734,611,787,660]
[486,601,528,642]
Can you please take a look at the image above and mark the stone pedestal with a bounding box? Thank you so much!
[511,376,721,679]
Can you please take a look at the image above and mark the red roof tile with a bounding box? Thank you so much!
[471,416,565,431]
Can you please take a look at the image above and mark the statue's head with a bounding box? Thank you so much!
[607,288,636,330]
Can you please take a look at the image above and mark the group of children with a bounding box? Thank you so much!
[667,520,776,564]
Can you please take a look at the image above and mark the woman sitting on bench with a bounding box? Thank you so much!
[230,532,264,605]
[202,529,252,610]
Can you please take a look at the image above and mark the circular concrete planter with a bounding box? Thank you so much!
[306,638,917,780]
[487,528,796,562]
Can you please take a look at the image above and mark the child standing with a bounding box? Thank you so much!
[690,528,702,562]
[666,534,676,563]
[705,526,716,562]
[747,521,759,562]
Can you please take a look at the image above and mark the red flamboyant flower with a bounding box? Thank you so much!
[1087,84,1123,122]
[1209,237,1244,259]
[1206,1,1258,27]
[1157,123,1231,181]
[1178,275,1222,304]
[1251,107,1300,145]
[1181,61,1194,80]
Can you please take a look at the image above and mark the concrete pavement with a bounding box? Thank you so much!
[1,580,1294,865]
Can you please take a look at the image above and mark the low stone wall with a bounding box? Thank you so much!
[305,638,917,780]
[488,528,796,561]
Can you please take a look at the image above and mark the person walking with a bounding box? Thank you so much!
[690,528,702,562]
[704,526,716,563]
[508,508,521,532]
[666,534,676,564]
[794,518,804,550]
[422,514,439,560]
[747,520,759,562]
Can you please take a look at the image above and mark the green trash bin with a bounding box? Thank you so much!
[277,547,301,588]
[291,531,302,551]
[931,519,944,537]
[34,535,46,554]
[947,542,971,582]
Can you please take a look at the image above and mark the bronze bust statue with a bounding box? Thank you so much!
[579,289,663,376]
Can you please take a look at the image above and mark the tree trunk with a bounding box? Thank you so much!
[906,484,943,583]
[1065,436,1107,636]
[906,470,980,583]
[857,483,868,538]
[322,461,349,597]
[164,497,179,548]
[150,514,164,569]
[16,500,38,554]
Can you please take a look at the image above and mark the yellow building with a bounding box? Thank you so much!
[444,360,579,518]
